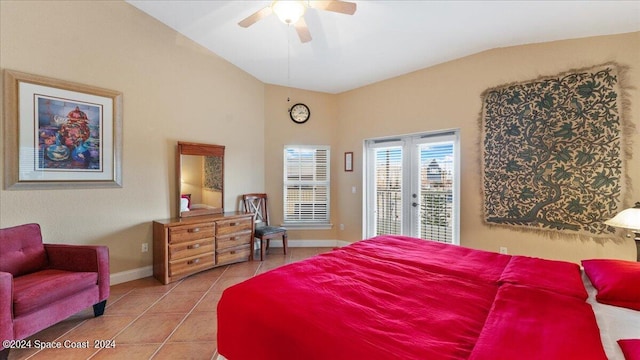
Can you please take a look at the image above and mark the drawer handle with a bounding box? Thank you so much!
[187,244,201,249]
[188,258,200,265]
[188,228,201,233]
[230,251,236,255]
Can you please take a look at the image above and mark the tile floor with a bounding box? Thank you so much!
[8,247,332,360]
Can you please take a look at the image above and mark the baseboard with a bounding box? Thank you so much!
[110,240,351,285]
[265,239,351,248]
[110,265,153,285]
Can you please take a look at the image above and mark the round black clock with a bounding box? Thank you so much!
[289,103,310,124]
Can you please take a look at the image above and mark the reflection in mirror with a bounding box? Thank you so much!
[177,142,224,217]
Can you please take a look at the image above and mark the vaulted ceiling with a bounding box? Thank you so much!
[127,1,640,94]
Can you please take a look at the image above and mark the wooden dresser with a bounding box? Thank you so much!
[153,212,254,284]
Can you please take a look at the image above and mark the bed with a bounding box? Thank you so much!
[217,235,640,360]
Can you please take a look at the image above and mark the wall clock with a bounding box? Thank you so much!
[289,103,310,124]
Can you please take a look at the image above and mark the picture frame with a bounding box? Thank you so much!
[344,152,353,172]
[3,70,123,189]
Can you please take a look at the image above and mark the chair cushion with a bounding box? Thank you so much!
[13,269,98,316]
[0,223,48,276]
[255,226,286,237]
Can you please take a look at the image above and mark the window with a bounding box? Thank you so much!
[283,146,330,227]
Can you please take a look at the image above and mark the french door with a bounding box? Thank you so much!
[364,130,460,244]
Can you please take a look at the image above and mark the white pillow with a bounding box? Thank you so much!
[180,197,190,212]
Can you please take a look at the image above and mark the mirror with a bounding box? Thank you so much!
[177,141,224,217]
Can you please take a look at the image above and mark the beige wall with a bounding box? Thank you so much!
[1,0,638,278]
[0,1,265,274]
[264,85,339,241]
[333,32,640,263]
[263,32,640,263]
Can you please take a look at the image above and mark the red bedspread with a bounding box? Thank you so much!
[217,235,607,360]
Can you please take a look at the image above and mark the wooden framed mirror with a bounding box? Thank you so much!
[177,141,224,217]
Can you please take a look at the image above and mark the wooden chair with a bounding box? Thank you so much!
[242,193,288,261]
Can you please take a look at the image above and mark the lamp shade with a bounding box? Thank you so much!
[604,202,640,231]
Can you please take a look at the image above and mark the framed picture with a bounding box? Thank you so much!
[3,70,123,189]
[344,152,353,172]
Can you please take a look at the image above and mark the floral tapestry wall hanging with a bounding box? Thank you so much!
[480,63,632,239]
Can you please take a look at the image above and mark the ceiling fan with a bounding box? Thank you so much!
[238,1,357,43]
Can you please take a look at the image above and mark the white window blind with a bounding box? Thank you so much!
[374,146,403,236]
[418,142,455,243]
[283,146,330,224]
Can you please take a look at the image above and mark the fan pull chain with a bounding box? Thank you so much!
[287,25,291,104]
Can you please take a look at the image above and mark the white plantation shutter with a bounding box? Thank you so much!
[284,146,330,224]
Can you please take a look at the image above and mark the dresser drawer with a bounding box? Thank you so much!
[169,252,215,278]
[215,217,252,236]
[169,223,215,244]
[216,231,252,251]
[153,213,253,285]
[216,244,251,265]
[169,238,215,260]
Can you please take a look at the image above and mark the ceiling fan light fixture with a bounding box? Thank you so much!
[272,1,306,25]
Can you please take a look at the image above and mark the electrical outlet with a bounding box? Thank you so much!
[499,247,508,254]
[142,243,149,253]
[340,224,345,230]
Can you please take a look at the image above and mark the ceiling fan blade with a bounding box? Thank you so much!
[309,1,357,15]
[294,17,312,43]
[238,6,273,28]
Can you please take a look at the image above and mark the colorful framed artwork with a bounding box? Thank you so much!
[3,70,122,189]
[344,152,353,172]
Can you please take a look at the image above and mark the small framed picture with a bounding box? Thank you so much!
[344,152,353,172]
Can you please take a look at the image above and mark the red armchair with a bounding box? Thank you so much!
[0,223,110,359]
